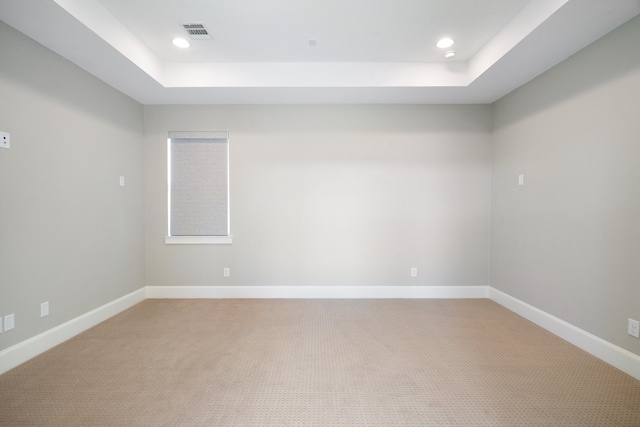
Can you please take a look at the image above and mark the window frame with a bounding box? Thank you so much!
[165,131,232,245]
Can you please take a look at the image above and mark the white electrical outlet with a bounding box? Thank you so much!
[223,267,230,277]
[518,174,524,186]
[41,301,49,318]
[119,176,125,186]
[628,319,640,338]
[0,317,2,334]
[0,131,10,149]
[411,268,418,277]
[4,314,15,331]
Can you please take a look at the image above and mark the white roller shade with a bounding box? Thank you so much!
[168,131,229,237]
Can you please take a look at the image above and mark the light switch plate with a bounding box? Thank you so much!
[0,131,10,149]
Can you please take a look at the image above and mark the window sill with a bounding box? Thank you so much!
[165,236,232,245]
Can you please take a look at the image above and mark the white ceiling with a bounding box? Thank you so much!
[1,0,639,105]
[98,0,529,63]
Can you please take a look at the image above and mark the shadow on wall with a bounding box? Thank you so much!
[491,14,640,128]
[0,21,142,133]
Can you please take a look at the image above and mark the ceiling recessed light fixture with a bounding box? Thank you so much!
[444,50,457,59]
[172,37,190,48]
[437,38,454,49]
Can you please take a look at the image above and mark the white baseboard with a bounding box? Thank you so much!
[146,285,489,299]
[488,287,640,381]
[3,285,638,383]
[0,288,146,375]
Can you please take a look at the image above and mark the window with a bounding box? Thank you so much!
[166,131,231,244]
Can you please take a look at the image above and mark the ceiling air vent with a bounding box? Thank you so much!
[181,23,212,40]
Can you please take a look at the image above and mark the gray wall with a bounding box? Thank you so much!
[0,22,145,350]
[3,12,639,360]
[490,15,640,354]
[144,105,492,289]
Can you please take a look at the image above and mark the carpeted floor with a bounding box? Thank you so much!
[1,299,639,426]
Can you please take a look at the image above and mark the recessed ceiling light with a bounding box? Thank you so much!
[437,38,454,49]
[172,38,190,48]
[444,50,457,59]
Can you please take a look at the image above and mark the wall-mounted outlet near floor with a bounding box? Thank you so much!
[0,317,3,334]
[0,131,10,149]
[223,268,230,277]
[411,268,418,277]
[4,314,15,331]
[628,318,640,338]
[41,302,50,318]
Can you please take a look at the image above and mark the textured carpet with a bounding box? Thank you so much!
[1,299,639,426]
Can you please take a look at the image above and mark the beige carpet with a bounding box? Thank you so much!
[1,299,639,426]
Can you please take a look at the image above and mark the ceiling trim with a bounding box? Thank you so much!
[1,0,639,104]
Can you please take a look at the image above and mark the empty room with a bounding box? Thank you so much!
[1,0,640,425]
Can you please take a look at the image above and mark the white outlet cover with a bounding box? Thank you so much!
[628,319,640,338]
[41,301,50,317]
[223,268,230,277]
[4,314,15,331]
